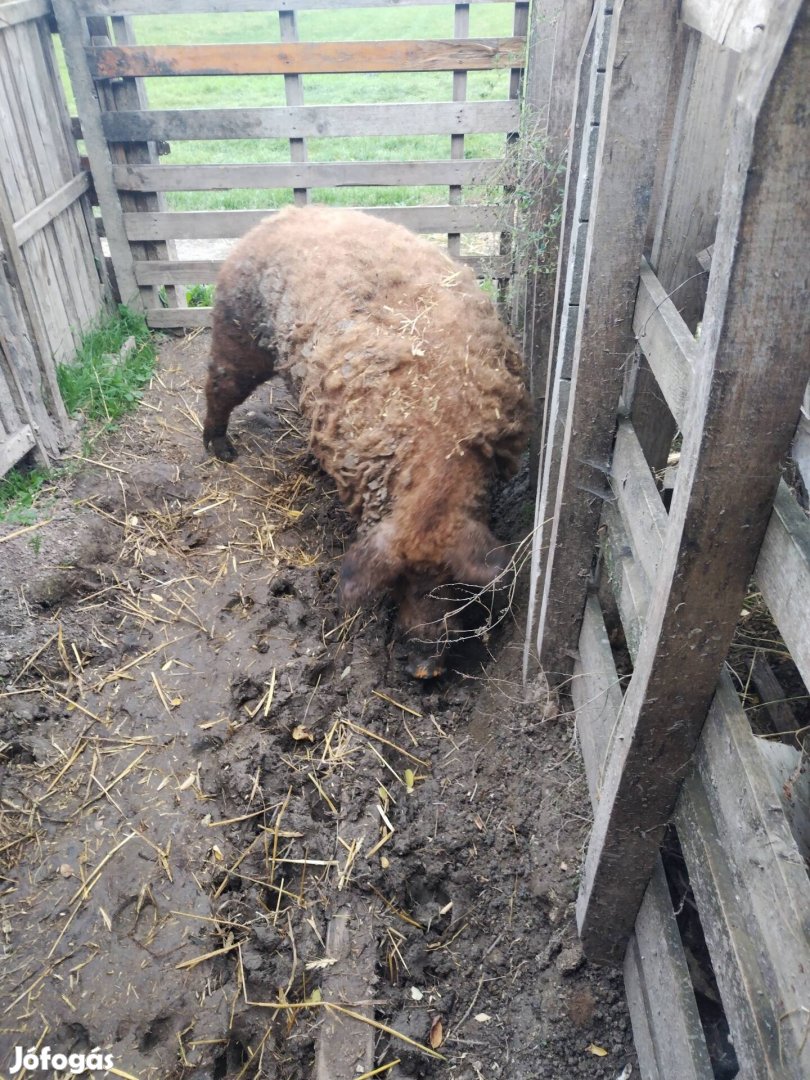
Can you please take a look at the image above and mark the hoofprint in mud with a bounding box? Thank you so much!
[203,206,531,678]
[0,332,635,1077]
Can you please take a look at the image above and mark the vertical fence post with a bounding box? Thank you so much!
[279,9,309,208]
[52,0,140,308]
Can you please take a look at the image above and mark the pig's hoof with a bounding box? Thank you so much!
[406,652,446,680]
[206,435,237,462]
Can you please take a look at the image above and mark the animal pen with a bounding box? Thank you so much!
[0,0,808,1078]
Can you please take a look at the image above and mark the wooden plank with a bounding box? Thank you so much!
[12,170,91,246]
[52,0,141,306]
[650,34,739,334]
[147,307,210,328]
[681,0,778,53]
[533,0,679,680]
[0,423,35,476]
[632,258,696,428]
[447,2,470,260]
[279,10,307,208]
[522,6,600,682]
[133,252,512,285]
[113,158,505,192]
[573,597,713,1080]
[123,204,503,241]
[87,38,526,78]
[576,0,810,963]
[571,594,623,805]
[0,266,60,458]
[632,860,715,1080]
[0,0,51,28]
[101,100,521,142]
[610,419,669,585]
[76,0,514,14]
[623,938,662,1080]
[675,673,810,1079]
[755,479,810,691]
[601,499,649,661]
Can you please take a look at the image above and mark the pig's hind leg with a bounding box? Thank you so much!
[203,303,277,462]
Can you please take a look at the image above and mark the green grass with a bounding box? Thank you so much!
[55,6,516,212]
[57,307,156,422]
[1,307,157,524]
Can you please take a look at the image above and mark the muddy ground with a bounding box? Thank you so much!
[0,331,635,1079]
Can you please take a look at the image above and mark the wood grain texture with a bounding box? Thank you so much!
[52,0,141,306]
[577,0,810,963]
[101,100,521,142]
[112,158,504,192]
[77,0,513,13]
[87,38,526,78]
[12,171,90,246]
[123,203,502,240]
[681,0,776,52]
[533,0,679,681]
[0,423,35,476]
[675,673,810,1079]
[0,0,51,28]
[755,480,810,691]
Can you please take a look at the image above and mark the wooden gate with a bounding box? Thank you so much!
[53,0,529,330]
[0,0,109,474]
[527,1,810,1077]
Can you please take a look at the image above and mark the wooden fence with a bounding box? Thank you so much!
[52,0,530,331]
[526,1,810,1077]
[0,0,109,475]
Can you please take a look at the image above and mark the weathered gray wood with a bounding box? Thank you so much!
[76,0,513,15]
[571,594,623,804]
[133,251,510,286]
[12,170,90,246]
[601,499,649,661]
[632,860,715,1080]
[522,5,598,683]
[101,100,521,142]
[279,10,307,208]
[112,158,504,192]
[99,14,177,309]
[146,307,210,328]
[749,652,798,737]
[576,0,810,962]
[755,480,810,691]
[650,33,738,334]
[0,422,35,476]
[610,419,669,586]
[681,0,778,52]
[623,938,662,1080]
[124,204,502,241]
[0,266,59,458]
[447,2,470,260]
[52,0,140,306]
[573,596,713,1080]
[0,0,50,28]
[675,673,810,1079]
[533,0,679,680]
[632,257,696,427]
[791,382,810,499]
[755,738,810,865]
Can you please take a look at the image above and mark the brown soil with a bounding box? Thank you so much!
[0,332,635,1079]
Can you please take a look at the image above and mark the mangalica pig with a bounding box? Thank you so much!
[203,206,530,677]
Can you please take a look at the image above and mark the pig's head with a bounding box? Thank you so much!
[340,514,510,678]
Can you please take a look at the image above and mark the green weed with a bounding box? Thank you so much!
[0,466,49,525]
[187,283,216,307]
[57,306,156,423]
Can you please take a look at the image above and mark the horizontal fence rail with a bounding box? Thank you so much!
[54,0,528,328]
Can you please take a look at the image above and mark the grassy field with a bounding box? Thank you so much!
[58,4,516,212]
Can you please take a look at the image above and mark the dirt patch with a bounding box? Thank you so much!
[0,331,635,1079]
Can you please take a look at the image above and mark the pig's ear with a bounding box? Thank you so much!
[340,521,404,608]
[446,521,508,588]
